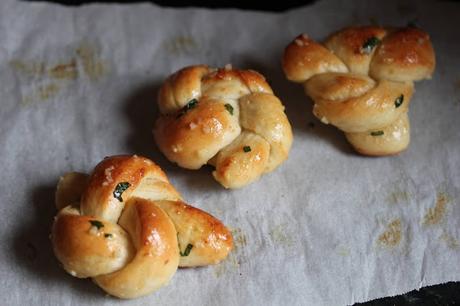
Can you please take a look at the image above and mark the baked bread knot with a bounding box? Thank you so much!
[282,26,435,155]
[51,155,233,299]
[154,65,293,188]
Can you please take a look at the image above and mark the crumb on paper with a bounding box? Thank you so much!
[378,219,402,247]
[423,192,450,226]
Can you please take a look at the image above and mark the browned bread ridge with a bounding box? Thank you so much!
[154,65,293,188]
[52,155,233,299]
[282,26,435,155]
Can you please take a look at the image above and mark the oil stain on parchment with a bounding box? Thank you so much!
[269,223,294,248]
[163,36,198,55]
[10,42,108,107]
[21,83,60,106]
[440,231,459,250]
[213,227,246,278]
[75,42,107,80]
[378,219,402,248]
[386,190,410,205]
[9,60,46,77]
[423,192,450,226]
[48,59,78,80]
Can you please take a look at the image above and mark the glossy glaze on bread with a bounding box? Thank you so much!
[52,155,233,299]
[154,65,293,188]
[283,26,435,156]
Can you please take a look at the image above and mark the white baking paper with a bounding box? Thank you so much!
[1,0,459,305]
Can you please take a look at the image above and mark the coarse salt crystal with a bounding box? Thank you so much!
[104,166,115,183]
[89,226,99,236]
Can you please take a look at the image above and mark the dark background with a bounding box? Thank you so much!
[27,0,460,305]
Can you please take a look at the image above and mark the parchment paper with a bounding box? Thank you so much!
[1,0,459,305]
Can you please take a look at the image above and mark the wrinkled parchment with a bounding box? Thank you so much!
[1,0,459,305]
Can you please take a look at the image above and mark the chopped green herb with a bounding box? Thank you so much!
[180,244,193,257]
[370,131,384,136]
[176,99,198,118]
[104,233,113,238]
[361,37,381,54]
[89,220,104,230]
[224,103,234,115]
[113,182,131,202]
[243,146,251,153]
[394,95,404,108]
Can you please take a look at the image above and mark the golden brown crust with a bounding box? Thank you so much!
[282,26,435,155]
[52,206,134,278]
[345,112,410,156]
[154,65,293,188]
[154,200,233,267]
[308,74,413,132]
[94,198,179,299]
[325,26,388,75]
[154,97,241,169]
[158,65,210,114]
[81,155,171,223]
[51,155,233,299]
[370,27,436,81]
[282,34,348,82]
[238,93,293,172]
[211,131,270,189]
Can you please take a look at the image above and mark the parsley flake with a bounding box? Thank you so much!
[361,37,381,54]
[104,233,113,238]
[113,182,131,202]
[224,103,234,115]
[394,95,404,108]
[243,146,251,153]
[176,99,198,118]
[179,244,193,257]
[89,220,104,230]
[370,131,384,136]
